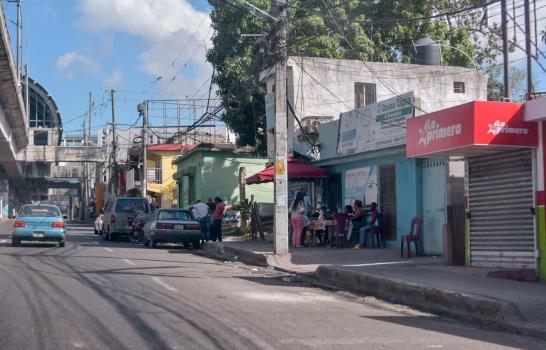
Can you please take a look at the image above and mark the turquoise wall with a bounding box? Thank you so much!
[322,151,421,245]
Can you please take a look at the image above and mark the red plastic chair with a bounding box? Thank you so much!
[401,216,423,258]
[330,213,349,248]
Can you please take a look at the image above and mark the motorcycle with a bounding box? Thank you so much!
[128,214,146,243]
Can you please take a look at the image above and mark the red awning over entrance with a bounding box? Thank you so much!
[246,158,329,184]
[407,101,538,158]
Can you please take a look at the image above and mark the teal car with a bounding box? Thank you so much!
[12,204,66,247]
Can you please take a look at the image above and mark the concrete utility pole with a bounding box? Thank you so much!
[501,0,510,99]
[524,0,533,99]
[141,101,148,198]
[111,89,117,196]
[16,0,22,77]
[272,0,289,255]
[85,92,93,220]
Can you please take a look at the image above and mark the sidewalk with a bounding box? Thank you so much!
[202,237,546,340]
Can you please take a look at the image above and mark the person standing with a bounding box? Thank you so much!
[191,199,210,244]
[207,197,216,239]
[290,192,306,248]
[212,197,225,242]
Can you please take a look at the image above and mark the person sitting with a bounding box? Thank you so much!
[350,200,365,232]
[353,202,379,249]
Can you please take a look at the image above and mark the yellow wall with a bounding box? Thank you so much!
[147,150,179,208]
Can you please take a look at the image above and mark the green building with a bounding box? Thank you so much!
[173,143,273,208]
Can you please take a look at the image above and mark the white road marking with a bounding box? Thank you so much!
[104,247,114,253]
[123,258,136,266]
[151,277,177,292]
[0,239,6,243]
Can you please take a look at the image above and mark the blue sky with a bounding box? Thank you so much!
[4,0,214,136]
[3,1,546,139]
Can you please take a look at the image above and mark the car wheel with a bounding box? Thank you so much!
[150,239,157,248]
[102,227,108,240]
[59,241,65,247]
[11,238,20,247]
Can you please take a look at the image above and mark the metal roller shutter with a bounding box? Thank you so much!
[468,149,535,269]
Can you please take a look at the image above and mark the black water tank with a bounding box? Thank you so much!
[412,37,441,66]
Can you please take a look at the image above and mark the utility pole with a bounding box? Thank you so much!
[85,93,93,220]
[16,0,22,77]
[501,0,510,99]
[272,0,289,255]
[140,101,149,198]
[24,64,28,126]
[111,89,117,195]
[524,0,533,99]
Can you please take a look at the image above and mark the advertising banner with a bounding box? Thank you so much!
[407,101,538,157]
[126,169,135,190]
[344,166,378,207]
[337,92,415,155]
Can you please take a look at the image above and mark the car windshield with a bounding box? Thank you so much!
[19,206,61,217]
[157,210,192,221]
[115,199,148,214]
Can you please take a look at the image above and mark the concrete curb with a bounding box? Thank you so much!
[198,243,546,340]
[201,242,269,267]
[315,266,546,340]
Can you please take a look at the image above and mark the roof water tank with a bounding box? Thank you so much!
[412,37,441,66]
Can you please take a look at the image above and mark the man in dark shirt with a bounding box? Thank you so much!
[354,202,378,249]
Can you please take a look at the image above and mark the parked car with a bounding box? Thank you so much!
[94,213,103,235]
[12,204,66,247]
[143,209,201,249]
[102,197,151,241]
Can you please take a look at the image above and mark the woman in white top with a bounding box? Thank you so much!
[290,192,306,248]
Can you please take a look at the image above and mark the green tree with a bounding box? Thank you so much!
[207,0,502,154]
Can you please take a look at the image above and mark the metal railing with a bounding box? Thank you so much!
[52,166,83,178]
[147,168,162,184]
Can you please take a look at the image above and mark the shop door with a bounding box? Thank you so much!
[379,165,397,241]
[327,174,342,211]
[468,149,535,269]
[422,159,447,255]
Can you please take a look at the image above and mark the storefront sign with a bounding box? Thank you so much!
[407,101,538,157]
[344,166,378,207]
[126,169,135,190]
[337,92,415,155]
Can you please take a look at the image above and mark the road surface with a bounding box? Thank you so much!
[0,222,543,350]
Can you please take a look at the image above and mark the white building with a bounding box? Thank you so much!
[260,56,488,159]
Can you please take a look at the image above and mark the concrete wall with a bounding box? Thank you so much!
[175,150,273,208]
[263,57,488,157]
[317,147,421,246]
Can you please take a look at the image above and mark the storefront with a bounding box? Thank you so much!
[407,101,539,271]
[316,93,426,247]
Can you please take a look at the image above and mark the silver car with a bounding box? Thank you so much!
[102,197,151,241]
[143,209,201,248]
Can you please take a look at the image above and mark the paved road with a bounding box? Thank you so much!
[0,222,544,350]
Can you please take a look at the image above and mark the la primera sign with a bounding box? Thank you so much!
[337,92,415,155]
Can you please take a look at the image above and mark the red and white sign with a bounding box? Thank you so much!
[407,101,538,157]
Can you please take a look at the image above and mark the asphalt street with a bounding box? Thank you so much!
[0,222,544,350]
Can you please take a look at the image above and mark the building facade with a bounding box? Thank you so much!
[173,144,273,209]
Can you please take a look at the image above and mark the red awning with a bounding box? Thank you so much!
[246,158,329,185]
